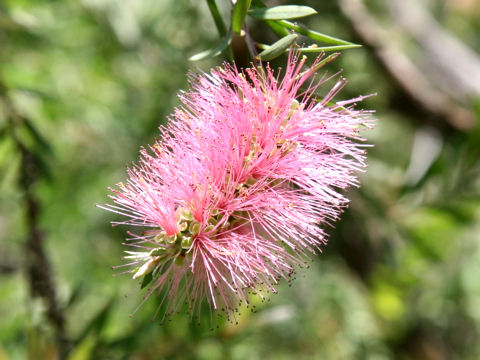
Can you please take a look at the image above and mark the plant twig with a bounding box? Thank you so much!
[21,146,69,357]
[1,83,69,357]
[389,0,480,103]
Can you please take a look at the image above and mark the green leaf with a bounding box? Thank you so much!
[140,271,153,289]
[250,0,292,37]
[206,0,227,37]
[189,31,232,61]
[297,44,362,53]
[249,5,317,20]
[265,20,290,37]
[276,20,355,46]
[232,0,252,33]
[256,34,298,61]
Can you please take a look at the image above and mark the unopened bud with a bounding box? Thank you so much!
[180,209,194,221]
[189,222,200,235]
[204,224,215,233]
[133,258,157,279]
[154,231,167,242]
[181,236,192,250]
[166,234,177,244]
[178,221,188,232]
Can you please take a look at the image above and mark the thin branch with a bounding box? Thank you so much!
[389,0,480,103]
[1,82,70,357]
[20,144,69,357]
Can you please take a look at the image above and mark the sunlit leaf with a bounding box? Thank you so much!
[276,20,355,46]
[67,335,96,360]
[297,44,361,53]
[256,34,297,61]
[249,5,317,20]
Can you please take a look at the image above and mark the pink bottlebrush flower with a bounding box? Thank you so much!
[101,53,373,322]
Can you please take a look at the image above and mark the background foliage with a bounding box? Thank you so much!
[1,0,479,359]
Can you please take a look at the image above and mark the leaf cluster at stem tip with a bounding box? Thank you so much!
[190,0,360,62]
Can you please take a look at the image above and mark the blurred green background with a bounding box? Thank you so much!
[1,0,480,359]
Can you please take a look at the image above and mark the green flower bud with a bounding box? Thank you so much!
[166,234,177,244]
[178,221,188,232]
[154,231,167,242]
[181,236,192,250]
[204,224,215,233]
[180,209,193,221]
[189,221,200,235]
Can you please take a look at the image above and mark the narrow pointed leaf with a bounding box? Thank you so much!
[232,0,252,33]
[206,0,227,36]
[189,31,232,61]
[249,5,317,20]
[256,34,298,61]
[276,20,355,46]
[266,20,290,37]
[140,271,153,289]
[297,44,362,53]
[296,52,341,81]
